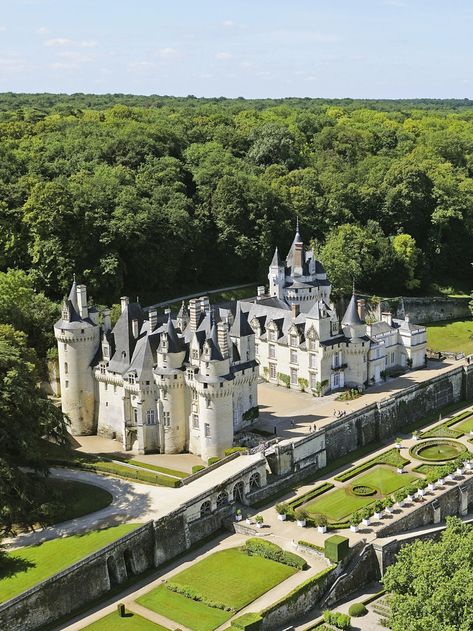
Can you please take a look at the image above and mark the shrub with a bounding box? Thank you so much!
[323,610,351,630]
[277,372,290,388]
[394,488,407,503]
[242,538,306,570]
[192,464,205,474]
[373,500,384,513]
[350,512,361,526]
[166,582,234,611]
[349,602,368,617]
[352,484,376,496]
[360,507,373,520]
[383,497,394,509]
[255,514,264,524]
[275,502,290,515]
[208,457,221,466]
[224,446,248,456]
[312,512,328,527]
[295,507,309,522]
[298,540,324,553]
[405,484,417,497]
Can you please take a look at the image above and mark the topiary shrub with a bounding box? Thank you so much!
[323,610,351,630]
[224,446,248,456]
[352,484,376,496]
[192,464,205,474]
[208,456,221,466]
[349,602,368,617]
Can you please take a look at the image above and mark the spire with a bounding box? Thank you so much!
[230,303,253,337]
[163,313,185,353]
[286,220,303,269]
[206,320,223,360]
[296,216,300,239]
[270,246,281,268]
[68,277,79,313]
[341,293,363,327]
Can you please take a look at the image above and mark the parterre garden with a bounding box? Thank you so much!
[137,541,305,631]
[420,408,473,439]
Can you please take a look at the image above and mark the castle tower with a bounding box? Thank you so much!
[155,314,188,453]
[268,247,285,300]
[54,280,100,435]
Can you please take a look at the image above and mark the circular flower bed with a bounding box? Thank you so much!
[351,484,376,496]
[410,439,467,462]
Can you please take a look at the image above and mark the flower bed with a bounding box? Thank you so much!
[351,485,376,496]
[420,409,473,439]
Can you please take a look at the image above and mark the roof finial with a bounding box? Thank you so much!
[352,279,356,295]
[296,215,300,235]
[73,273,76,283]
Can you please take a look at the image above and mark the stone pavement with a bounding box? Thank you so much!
[256,358,460,439]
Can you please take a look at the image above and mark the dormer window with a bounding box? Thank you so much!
[128,372,136,384]
[290,333,298,348]
[161,334,168,349]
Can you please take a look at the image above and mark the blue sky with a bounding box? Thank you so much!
[1,0,473,97]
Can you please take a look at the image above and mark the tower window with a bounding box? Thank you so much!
[146,410,156,425]
[133,408,138,424]
[163,412,170,427]
[64,362,68,375]
[65,380,69,389]
[204,423,211,437]
[64,343,67,351]
[192,414,199,428]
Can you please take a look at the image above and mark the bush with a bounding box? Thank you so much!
[242,538,306,570]
[311,512,328,527]
[192,464,206,474]
[224,446,248,456]
[295,507,309,522]
[208,457,221,466]
[348,602,368,617]
[275,502,290,515]
[323,610,351,629]
[166,582,233,611]
[297,540,324,553]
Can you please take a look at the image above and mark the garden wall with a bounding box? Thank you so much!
[394,296,470,324]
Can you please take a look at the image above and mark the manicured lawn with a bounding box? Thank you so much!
[0,524,138,603]
[305,466,418,522]
[138,586,231,631]
[137,548,297,631]
[42,478,113,523]
[305,487,373,521]
[426,319,473,355]
[84,611,169,630]
[354,467,418,496]
[415,441,464,461]
[454,414,473,434]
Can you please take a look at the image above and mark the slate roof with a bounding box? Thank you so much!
[107,302,145,374]
[341,293,363,327]
[230,303,253,337]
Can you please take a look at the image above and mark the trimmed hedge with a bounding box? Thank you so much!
[208,457,221,466]
[192,464,206,474]
[298,540,325,554]
[224,446,248,456]
[242,538,307,570]
[166,582,233,611]
[323,610,351,630]
[288,482,334,510]
[349,602,368,617]
[334,448,408,482]
[421,409,473,439]
[231,613,262,630]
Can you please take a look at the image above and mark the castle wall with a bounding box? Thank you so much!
[96,377,126,441]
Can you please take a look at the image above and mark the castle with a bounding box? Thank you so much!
[54,225,427,458]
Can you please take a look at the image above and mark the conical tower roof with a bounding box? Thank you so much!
[68,277,79,313]
[341,292,363,327]
[164,313,185,353]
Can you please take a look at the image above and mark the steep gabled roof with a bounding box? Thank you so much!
[162,314,186,353]
[230,303,253,337]
[270,246,281,268]
[107,302,145,374]
[204,322,223,361]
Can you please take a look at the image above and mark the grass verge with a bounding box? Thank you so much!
[84,610,169,630]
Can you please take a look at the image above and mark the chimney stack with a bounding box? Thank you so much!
[76,284,88,319]
[381,311,393,326]
[189,298,200,332]
[132,319,139,339]
[217,321,229,358]
[149,309,158,331]
[294,242,304,274]
[291,303,300,318]
[200,296,210,315]
[356,299,366,322]
[103,308,111,332]
[120,296,129,313]
[257,286,265,298]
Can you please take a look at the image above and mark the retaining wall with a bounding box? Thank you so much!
[395,296,470,324]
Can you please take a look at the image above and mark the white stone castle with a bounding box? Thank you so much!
[54,224,426,458]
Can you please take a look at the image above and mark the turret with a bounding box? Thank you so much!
[341,290,367,339]
[268,247,285,300]
[54,280,100,435]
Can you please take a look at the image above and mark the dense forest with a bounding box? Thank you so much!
[1,93,473,308]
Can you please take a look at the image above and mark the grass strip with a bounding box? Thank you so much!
[334,448,408,482]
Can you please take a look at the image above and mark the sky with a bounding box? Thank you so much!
[1,0,473,98]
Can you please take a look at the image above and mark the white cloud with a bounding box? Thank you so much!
[59,51,95,63]
[216,51,233,60]
[44,37,73,47]
[222,20,234,28]
[158,47,182,60]
[240,61,254,68]
[128,60,156,72]
[0,26,6,33]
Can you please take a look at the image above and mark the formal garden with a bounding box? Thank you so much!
[136,540,306,631]
[420,407,473,439]
[84,610,169,630]
[0,524,138,603]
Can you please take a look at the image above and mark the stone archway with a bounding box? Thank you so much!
[233,481,244,502]
[200,500,212,518]
[249,471,261,490]
[216,491,228,508]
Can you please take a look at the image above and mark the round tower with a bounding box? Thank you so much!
[54,282,100,435]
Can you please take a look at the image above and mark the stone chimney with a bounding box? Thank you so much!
[217,321,229,359]
[76,284,88,319]
[381,312,393,326]
[294,242,304,275]
[257,286,265,298]
[357,299,366,322]
[120,296,129,313]
[149,309,158,331]
[132,319,139,338]
[200,296,210,315]
[291,303,300,318]
[103,308,111,332]
[189,298,200,332]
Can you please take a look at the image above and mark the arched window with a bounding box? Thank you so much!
[133,408,138,424]
[233,481,244,502]
[249,472,261,490]
[200,500,212,518]
[216,491,228,508]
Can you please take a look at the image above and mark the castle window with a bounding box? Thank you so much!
[310,373,317,390]
[255,342,259,356]
[309,338,317,351]
[65,380,69,389]
[146,410,156,425]
[133,408,138,423]
[64,362,68,375]
[206,398,211,408]
[113,385,117,393]
[309,353,317,369]
[192,390,198,400]
[204,423,211,437]
[268,329,276,342]
[162,354,167,363]
[81,329,84,334]
[192,349,199,360]
[128,373,136,384]
[104,382,108,391]
[103,346,109,358]
[64,343,67,351]
[290,368,298,385]
[290,334,298,348]
[290,349,298,364]
[192,414,199,428]
[268,344,276,359]
[269,363,277,379]
[162,390,167,400]
[163,412,170,427]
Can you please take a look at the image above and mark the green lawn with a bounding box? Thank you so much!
[426,319,473,355]
[42,478,113,523]
[305,467,418,522]
[137,548,297,631]
[84,611,169,630]
[454,415,473,434]
[138,586,231,631]
[0,524,138,603]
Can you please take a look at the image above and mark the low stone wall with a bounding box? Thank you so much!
[394,296,470,324]
[181,451,241,485]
